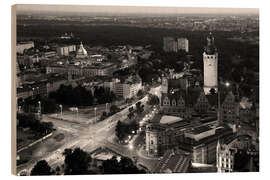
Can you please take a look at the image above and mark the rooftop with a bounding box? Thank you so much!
[189,125,212,135]
[154,149,190,173]
[160,115,183,125]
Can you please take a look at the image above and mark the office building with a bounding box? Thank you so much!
[177,38,189,52]
[56,45,76,56]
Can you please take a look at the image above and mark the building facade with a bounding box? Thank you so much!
[56,45,76,56]
[177,38,189,52]
[114,81,142,99]
[216,135,252,172]
[145,124,169,157]
[221,91,238,125]
[163,37,178,52]
[163,37,189,53]
[145,117,234,164]
[46,63,117,77]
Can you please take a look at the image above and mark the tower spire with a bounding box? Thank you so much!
[205,32,217,54]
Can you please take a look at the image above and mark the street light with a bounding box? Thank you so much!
[74,107,78,121]
[94,107,97,123]
[106,103,108,113]
[129,144,133,150]
[218,81,230,124]
[38,101,41,114]
[76,107,78,120]
[59,104,63,119]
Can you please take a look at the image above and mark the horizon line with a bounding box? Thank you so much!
[14,4,259,16]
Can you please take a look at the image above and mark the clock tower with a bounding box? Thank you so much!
[203,32,218,94]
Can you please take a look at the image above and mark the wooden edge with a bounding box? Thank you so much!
[11,4,17,176]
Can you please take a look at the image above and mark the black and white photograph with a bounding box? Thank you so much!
[11,3,259,176]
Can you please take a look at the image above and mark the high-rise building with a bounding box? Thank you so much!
[203,32,218,94]
[56,45,76,56]
[177,38,189,52]
[163,37,189,53]
[163,37,177,52]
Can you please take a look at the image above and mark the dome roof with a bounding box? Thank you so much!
[76,42,88,57]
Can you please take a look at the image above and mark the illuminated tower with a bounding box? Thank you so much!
[203,32,218,94]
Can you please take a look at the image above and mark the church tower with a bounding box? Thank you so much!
[203,32,218,94]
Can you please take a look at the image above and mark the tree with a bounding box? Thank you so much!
[41,98,57,114]
[135,101,144,114]
[148,95,160,105]
[115,121,125,141]
[209,88,216,95]
[30,160,53,175]
[110,105,120,115]
[17,113,54,136]
[63,148,92,175]
[101,156,145,174]
[127,107,135,120]
[128,120,139,134]
[137,90,143,97]
[49,84,94,106]
[100,111,107,121]
[55,166,61,175]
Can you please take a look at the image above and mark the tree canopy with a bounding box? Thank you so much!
[17,113,54,136]
[102,156,145,174]
[62,148,92,175]
[30,160,53,175]
[148,94,160,106]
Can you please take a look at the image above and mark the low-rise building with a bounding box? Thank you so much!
[43,51,57,58]
[221,91,238,124]
[145,114,234,165]
[17,80,48,100]
[216,135,252,172]
[56,45,76,56]
[114,80,142,99]
[46,62,117,77]
[180,125,234,164]
[16,41,34,54]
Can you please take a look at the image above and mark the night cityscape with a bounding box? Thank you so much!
[13,5,259,175]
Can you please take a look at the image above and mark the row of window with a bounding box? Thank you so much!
[163,100,185,106]
[205,55,217,59]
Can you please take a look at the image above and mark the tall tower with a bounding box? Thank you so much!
[203,32,218,94]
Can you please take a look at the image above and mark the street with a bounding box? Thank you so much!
[17,95,153,175]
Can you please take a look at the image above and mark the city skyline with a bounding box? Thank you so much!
[12,4,259,175]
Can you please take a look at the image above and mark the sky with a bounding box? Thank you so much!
[15,4,259,16]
